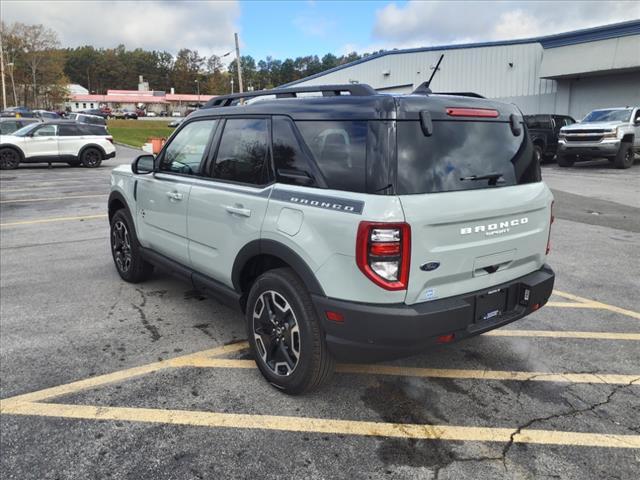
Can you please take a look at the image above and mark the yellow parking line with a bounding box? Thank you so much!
[553,290,640,320]
[2,402,638,449]
[0,214,108,227]
[0,342,248,404]
[183,358,640,385]
[546,301,601,308]
[0,194,106,204]
[484,330,640,341]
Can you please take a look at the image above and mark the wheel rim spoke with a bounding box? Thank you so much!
[252,290,300,377]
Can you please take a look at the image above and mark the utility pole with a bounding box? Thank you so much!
[0,37,7,110]
[234,32,243,94]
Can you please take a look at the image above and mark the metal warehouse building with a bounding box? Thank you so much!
[284,20,640,120]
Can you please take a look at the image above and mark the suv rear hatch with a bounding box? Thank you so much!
[395,95,552,305]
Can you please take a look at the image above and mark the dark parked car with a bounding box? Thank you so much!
[0,118,42,135]
[80,108,109,119]
[525,114,575,162]
[1,106,35,118]
[33,110,62,120]
[113,109,138,120]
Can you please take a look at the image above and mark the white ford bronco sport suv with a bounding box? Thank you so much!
[557,107,640,169]
[108,84,555,394]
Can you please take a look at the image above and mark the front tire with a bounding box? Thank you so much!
[246,268,335,394]
[81,148,103,168]
[0,148,20,169]
[614,143,634,169]
[110,209,153,283]
[557,154,575,167]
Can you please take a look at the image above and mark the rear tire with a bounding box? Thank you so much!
[613,143,634,169]
[110,209,153,283]
[246,268,335,394]
[81,148,103,168]
[533,145,543,165]
[557,154,575,167]
[0,148,20,169]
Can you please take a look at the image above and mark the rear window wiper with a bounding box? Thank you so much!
[460,172,504,186]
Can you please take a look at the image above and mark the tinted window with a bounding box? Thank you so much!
[58,125,80,136]
[78,124,107,136]
[212,118,269,185]
[296,121,367,192]
[33,125,57,137]
[0,121,20,135]
[272,117,316,186]
[524,115,552,129]
[160,120,217,176]
[397,120,539,195]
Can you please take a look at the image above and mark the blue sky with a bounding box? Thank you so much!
[3,0,639,62]
[239,1,380,59]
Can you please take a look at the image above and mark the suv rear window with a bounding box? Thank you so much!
[296,121,367,193]
[396,120,539,195]
[524,115,552,129]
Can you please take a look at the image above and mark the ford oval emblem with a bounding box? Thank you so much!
[420,261,440,272]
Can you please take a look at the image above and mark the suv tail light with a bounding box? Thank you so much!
[446,107,499,118]
[356,222,411,290]
[106,136,114,144]
[546,201,554,255]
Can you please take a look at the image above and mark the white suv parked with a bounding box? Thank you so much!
[0,121,115,169]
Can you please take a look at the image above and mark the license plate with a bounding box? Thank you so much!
[476,288,507,323]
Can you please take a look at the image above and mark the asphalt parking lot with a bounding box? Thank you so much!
[1,148,639,479]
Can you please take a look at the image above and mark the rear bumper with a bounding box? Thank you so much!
[105,151,116,159]
[312,265,555,362]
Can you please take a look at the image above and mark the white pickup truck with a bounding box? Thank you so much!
[557,107,640,169]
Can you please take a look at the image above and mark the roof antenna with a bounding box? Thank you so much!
[413,54,444,94]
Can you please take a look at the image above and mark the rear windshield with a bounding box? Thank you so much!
[396,120,539,194]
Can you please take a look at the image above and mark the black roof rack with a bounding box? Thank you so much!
[203,84,378,108]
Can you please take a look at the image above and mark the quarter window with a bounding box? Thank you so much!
[296,121,367,193]
[212,118,270,185]
[159,120,218,176]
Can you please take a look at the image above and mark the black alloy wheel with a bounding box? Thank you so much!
[81,148,102,168]
[0,149,20,169]
[111,219,133,274]
[252,290,301,376]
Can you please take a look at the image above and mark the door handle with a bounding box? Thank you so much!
[224,204,251,217]
[166,191,183,201]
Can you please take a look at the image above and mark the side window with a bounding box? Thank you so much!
[58,125,80,136]
[272,117,316,186]
[159,119,217,176]
[563,117,575,127]
[296,120,367,192]
[33,125,57,137]
[634,110,640,122]
[212,118,270,185]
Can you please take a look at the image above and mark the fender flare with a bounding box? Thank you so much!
[108,190,132,221]
[79,143,107,159]
[232,239,325,296]
[0,144,25,161]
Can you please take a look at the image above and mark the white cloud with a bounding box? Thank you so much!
[293,14,336,37]
[1,0,240,56]
[373,0,640,47]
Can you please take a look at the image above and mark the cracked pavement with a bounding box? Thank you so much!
[1,149,639,479]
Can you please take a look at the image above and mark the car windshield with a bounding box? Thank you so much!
[582,109,631,123]
[11,123,40,136]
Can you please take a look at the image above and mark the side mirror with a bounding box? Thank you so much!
[132,154,155,174]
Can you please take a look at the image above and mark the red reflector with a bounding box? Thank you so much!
[436,333,455,344]
[532,303,541,311]
[446,107,499,118]
[325,311,344,323]
[370,242,400,256]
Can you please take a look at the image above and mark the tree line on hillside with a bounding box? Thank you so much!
[1,21,381,109]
